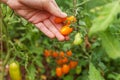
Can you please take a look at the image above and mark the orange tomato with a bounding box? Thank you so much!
[56,59,63,65]
[66,50,72,56]
[67,16,76,22]
[62,57,68,64]
[59,51,65,57]
[66,20,71,26]
[44,50,51,57]
[62,64,70,74]
[54,17,66,24]
[69,61,78,69]
[52,52,58,58]
[56,67,63,77]
[60,26,73,36]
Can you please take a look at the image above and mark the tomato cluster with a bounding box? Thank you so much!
[54,16,76,36]
[44,50,78,77]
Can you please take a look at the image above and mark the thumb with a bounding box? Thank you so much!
[46,2,67,18]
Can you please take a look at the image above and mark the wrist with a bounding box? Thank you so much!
[1,0,8,4]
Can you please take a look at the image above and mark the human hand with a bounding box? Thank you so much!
[2,0,69,41]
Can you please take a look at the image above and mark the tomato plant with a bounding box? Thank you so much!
[1,0,120,80]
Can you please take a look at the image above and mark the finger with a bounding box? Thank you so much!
[51,0,60,9]
[65,36,70,41]
[45,1,67,18]
[28,11,50,24]
[43,19,65,41]
[35,23,55,38]
[49,16,63,30]
[19,0,43,10]
[15,9,38,19]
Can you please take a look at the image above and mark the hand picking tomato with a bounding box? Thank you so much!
[9,61,22,80]
[60,26,73,36]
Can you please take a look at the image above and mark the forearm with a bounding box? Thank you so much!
[0,0,8,4]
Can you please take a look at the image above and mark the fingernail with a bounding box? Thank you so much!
[61,12,67,17]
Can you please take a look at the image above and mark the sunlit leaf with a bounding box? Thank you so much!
[89,63,105,80]
[89,1,120,36]
[27,64,36,80]
[63,75,74,80]
[100,31,120,59]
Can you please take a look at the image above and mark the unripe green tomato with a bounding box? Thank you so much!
[9,61,22,80]
[73,32,83,45]
[46,57,51,63]
[76,66,82,74]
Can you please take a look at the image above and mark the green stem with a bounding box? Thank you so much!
[73,0,77,16]
[0,4,11,80]
[76,0,90,7]
[2,19,11,66]
[0,4,4,80]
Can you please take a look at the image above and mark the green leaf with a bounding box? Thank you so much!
[27,64,36,80]
[100,31,120,59]
[89,1,120,36]
[63,75,74,80]
[89,63,105,80]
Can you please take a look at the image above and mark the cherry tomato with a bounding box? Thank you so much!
[66,20,71,26]
[56,59,63,65]
[76,66,82,74]
[59,51,64,57]
[54,17,66,24]
[60,26,73,36]
[69,61,78,69]
[9,61,22,80]
[66,50,72,56]
[62,57,68,64]
[56,67,63,77]
[67,16,76,22]
[44,50,51,57]
[62,64,70,74]
[52,52,58,58]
